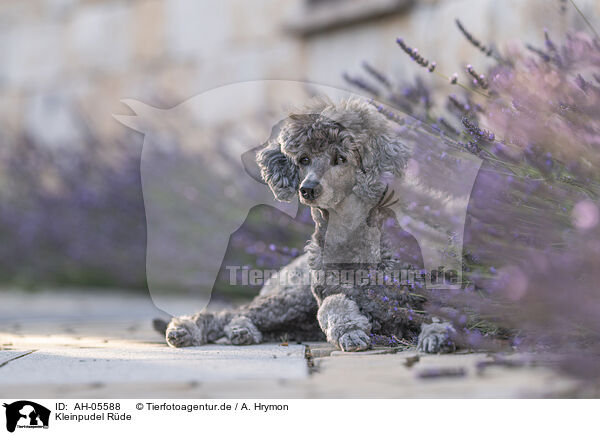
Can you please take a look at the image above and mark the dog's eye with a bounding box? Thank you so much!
[298,156,310,166]
[333,154,347,166]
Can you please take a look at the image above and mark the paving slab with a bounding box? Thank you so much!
[0,342,307,386]
[0,289,311,397]
[0,289,592,398]
[303,350,581,398]
[0,350,36,367]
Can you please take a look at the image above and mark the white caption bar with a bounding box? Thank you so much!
[0,399,595,435]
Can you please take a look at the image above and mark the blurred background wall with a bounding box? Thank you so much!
[0,0,598,296]
[3,0,599,142]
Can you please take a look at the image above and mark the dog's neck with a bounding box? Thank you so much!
[314,193,383,266]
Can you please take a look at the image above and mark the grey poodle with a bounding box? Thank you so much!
[161,98,455,353]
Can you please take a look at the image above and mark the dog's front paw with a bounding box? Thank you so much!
[165,316,205,348]
[338,329,371,352]
[225,316,262,345]
[417,322,456,354]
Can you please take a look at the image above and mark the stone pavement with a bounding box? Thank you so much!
[0,289,590,398]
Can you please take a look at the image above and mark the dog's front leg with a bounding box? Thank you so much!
[417,321,457,354]
[317,293,371,351]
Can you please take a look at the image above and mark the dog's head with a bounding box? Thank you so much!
[257,98,409,209]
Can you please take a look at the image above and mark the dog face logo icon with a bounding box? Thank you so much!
[3,401,50,433]
[114,81,482,317]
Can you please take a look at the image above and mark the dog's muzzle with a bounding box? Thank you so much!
[300,180,321,201]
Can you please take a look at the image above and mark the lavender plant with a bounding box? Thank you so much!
[0,130,148,289]
[0,121,310,299]
[344,3,600,376]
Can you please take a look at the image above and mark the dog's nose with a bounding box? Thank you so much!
[300,180,320,200]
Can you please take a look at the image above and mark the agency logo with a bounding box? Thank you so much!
[3,401,50,433]
[114,81,482,316]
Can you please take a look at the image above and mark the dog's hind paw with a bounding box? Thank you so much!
[225,316,263,345]
[165,316,205,347]
[338,329,371,352]
[417,322,456,354]
[166,327,194,347]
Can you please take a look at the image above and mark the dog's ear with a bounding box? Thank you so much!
[372,129,410,176]
[343,100,409,178]
[353,115,410,202]
[256,140,299,202]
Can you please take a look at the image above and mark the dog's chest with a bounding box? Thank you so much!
[322,215,382,265]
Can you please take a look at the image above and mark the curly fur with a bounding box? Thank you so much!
[162,98,454,353]
[257,144,299,202]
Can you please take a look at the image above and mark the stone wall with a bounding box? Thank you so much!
[1,0,599,146]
